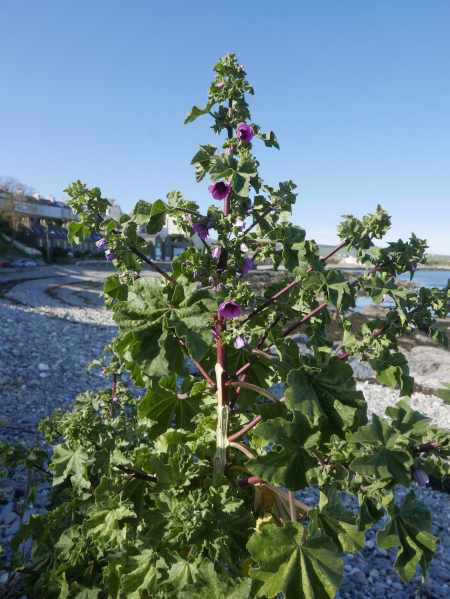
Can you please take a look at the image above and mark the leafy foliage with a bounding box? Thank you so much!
[1,52,449,599]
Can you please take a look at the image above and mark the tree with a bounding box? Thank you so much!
[0,176,34,246]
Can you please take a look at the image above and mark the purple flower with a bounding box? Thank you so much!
[209,181,231,201]
[244,203,254,216]
[99,402,105,407]
[365,235,375,247]
[134,271,141,279]
[211,327,220,339]
[249,299,256,309]
[113,396,119,403]
[237,122,254,143]
[412,466,429,487]
[96,238,108,250]
[423,327,430,337]
[105,250,116,261]
[120,271,128,278]
[239,258,253,275]
[219,299,243,319]
[409,262,416,271]
[212,246,222,259]
[215,82,225,89]
[196,282,203,290]
[234,335,246,349]
[382,294,390,303]
[99,370,106,378]
[208,276,214,284]
[240,243,249,253]
[214,282,222,291]
[192,219,213,241]
[392,270,397,278]
[127,381,131,388]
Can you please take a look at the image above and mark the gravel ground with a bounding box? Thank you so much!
[1,265,450,599]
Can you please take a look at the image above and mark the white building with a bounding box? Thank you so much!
[339,255,362,266]
[137,215,182,236]
[106,199,123,221]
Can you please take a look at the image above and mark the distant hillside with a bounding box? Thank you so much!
[317,244,450,262]
[318,244,358,257]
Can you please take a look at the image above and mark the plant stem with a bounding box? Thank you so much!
[111,463,157,483]
[228,441,257,459]
[228,415,262,443]
[288,491,296,522]
[241,238,350,324]
[242,202,277,236]
[128,246,178,286]
[213,100,234,480]
[177,337,216,388]
[227,381,280,401]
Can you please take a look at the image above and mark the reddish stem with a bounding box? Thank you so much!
[228,415,262,443]
[177,338,216,388]
[229,314,282,392]
[411,440,449,453]
[238,475,264,487]
[129,246,178,286]
[242,202,276,236]
[242,238,351,324]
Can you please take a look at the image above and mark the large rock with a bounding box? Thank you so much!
[362,305,389,318]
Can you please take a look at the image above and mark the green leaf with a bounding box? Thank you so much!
[50,444,90,490]
[180,561,252,599]
[147,199,168,234]
[71,583,101,599]
[256,130,279,149]
[356,496,385,532]
[55,526,80,560]
[308,486,365,554]
[284,351,367,441]
[248,522,343,599]
[369,350,414,398]
[59,573,70,599]
[438,382,450,405]
[68,220,90,243]
[119,550,164,599]
[209,153,238,181]
[325,270,356,311]
[191,145,217,183]
[249,413,320,490]
[103,275,128,310]
[131,199,153,225]
[138,386,202,439]
[83,497,135,555]
[184,100,216,125]
[350,415,413,487]
[385,400,431,439]
[377,490,437,582]
[164,559,199,593]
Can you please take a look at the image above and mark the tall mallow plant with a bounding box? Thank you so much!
[2,53,450,599]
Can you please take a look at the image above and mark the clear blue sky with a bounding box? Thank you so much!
[1,1,449,254]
